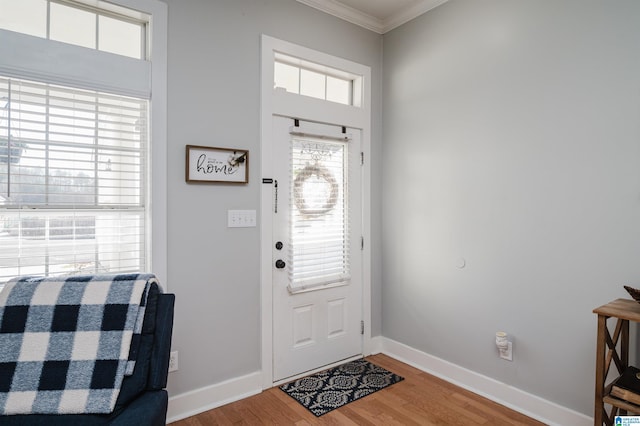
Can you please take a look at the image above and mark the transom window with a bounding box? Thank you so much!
[274,52,361,107]
[0,0,147,59]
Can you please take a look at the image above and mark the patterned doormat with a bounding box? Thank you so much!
[279,358,404,417]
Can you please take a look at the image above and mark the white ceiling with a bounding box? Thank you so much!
[296,0,449,34]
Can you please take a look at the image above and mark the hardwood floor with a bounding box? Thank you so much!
[169,354,546,425]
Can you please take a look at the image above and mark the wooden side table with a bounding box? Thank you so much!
[594,299,640,425]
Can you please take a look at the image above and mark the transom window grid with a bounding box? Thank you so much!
[288,137,350,290]
[0,76,147,282]
[0,0,147,59]
[274,53,359,107]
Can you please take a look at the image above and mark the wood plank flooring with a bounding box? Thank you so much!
[169,354,546,425]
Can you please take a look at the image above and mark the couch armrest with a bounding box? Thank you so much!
[148,293,175,390]
[111,391,168,426]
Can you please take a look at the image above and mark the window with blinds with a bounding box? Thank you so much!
[0,76,147,282]
[289,137,350,290]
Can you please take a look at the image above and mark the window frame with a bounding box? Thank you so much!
[288,134,351,291]
[0,0,167,286]
[0,0,148,59]
[274,53,358,106]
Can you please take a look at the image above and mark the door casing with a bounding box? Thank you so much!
[260,35,372,388]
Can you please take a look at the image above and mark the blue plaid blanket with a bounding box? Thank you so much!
[0,273,158,415]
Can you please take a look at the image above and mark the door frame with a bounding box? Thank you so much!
[259,35,372,389]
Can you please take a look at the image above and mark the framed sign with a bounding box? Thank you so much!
[185,145,248,183]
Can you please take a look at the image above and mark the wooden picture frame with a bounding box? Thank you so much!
[185,145,249,183]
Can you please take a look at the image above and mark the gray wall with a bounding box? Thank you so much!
[382,0,640,415]
[160,0,640,416]
[161,0,383,396]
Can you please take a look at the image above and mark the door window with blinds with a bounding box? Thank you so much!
[288,136,350,291]
[0,76,147,281]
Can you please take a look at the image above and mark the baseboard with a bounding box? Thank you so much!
[166,338,591,425]
[377,337,592,426]
[166,371,262,423]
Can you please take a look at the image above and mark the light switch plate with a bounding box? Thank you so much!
[228,210,257,227]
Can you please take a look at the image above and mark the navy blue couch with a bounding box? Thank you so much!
[1,286,175,426]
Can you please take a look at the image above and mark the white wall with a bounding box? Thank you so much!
[161,0,383,398]
[382,0,640,415]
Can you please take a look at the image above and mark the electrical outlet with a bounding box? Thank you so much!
[169,351,178,372]
[500,342,513,361]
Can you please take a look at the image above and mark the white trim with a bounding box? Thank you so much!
[145,0,168,288]
[260,35,275,390]
[166,371,262,423]
[377,337,592,426]
[295,0,449,34]
[260,34,372,389]
[296,0,383,33]
[383,0,450,33]
[165,338,589,424]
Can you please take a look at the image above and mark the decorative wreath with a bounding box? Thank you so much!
[293,163,339,216]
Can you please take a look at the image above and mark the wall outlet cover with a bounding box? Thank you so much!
[169,351,179,372]
[500,342,513,361]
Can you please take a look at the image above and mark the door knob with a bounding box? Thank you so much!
[275,259,286,269]
[275,241,283,250]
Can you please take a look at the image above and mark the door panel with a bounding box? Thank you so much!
[271,116,362,382]
[327,298,346,338]
[293,305,314,347]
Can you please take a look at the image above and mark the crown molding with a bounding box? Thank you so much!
[382,0,449,33]
[296,0,449,34]
[296,0,384,33]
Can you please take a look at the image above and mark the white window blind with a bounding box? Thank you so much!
[0,76,147,282]
[289,137,350,290]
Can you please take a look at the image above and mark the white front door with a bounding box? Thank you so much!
[271,116,363,382]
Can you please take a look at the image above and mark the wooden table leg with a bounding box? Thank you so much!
[622,319,629,370]
[620,319,629,417]
[595,314,607,426]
